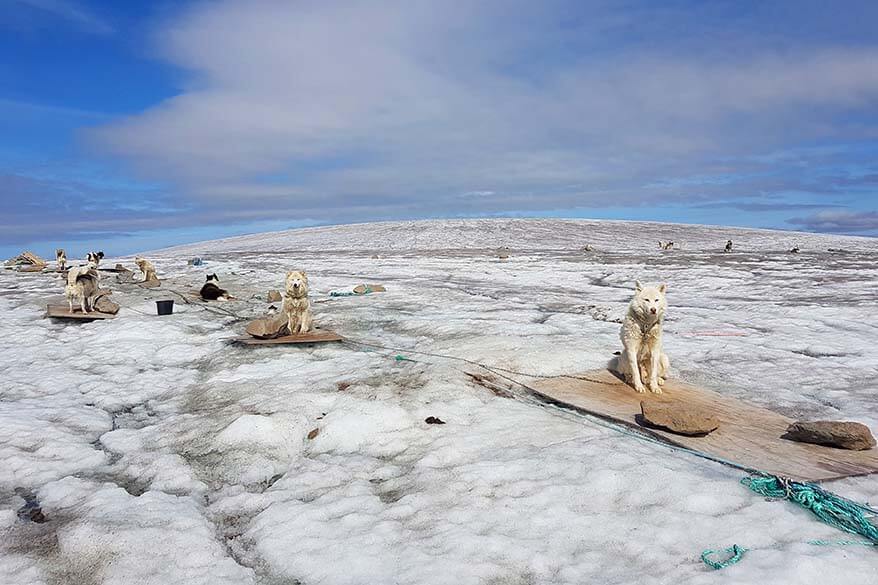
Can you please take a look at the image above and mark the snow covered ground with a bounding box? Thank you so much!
[1,218,877,585]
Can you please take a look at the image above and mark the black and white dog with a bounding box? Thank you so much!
[200,274,230,301]
[86,251,105,267]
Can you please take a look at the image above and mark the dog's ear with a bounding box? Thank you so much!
[658,283,667,294]
[635,280,642,292]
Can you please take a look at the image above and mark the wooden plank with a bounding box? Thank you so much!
[234,330,343,345]
[46,305,117,321]
[529,369,878,482]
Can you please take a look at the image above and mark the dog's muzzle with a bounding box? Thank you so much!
[650,308,657,314]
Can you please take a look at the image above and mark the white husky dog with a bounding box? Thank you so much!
[65,263,100,313]
[613,281,670,393]
[282,270,312,335]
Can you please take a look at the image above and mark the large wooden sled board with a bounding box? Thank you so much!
[46,305,116,321]
[234,330,343,345]
[529,369,878,482]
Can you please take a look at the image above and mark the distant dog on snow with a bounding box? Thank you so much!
[282,270,312,335]
[200,274,230,301]
[56,249,67,271]
[724,240,733,253]
[86,251,104,267]
[612,281,670,394]
[134,257,158,282]
[65,263,100,313]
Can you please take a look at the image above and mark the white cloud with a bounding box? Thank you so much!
[90,0,878,220]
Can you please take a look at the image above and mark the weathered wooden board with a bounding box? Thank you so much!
[234,330,343,345]
[529,369,878,482]
[46,305,116,321]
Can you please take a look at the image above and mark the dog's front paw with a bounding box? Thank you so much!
[657,377,666,386]
[648,381,663,394]
[633,382,647,393]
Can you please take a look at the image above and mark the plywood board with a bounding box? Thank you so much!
[46,305,116,321]
[234,330,343,345]
[529,369,878,482]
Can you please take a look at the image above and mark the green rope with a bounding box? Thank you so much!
[806,539,877,547]
[701,545,747,570]
[703,476,878,570]
[742,475,878,543]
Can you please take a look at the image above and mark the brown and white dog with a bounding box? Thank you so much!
[282,270,312,335]
[56,249,67,271]
[65,263,100,313]
[134,257,158,282]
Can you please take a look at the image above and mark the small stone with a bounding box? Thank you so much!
[245,316,288,339]
[425,416,445,425]
[639,401,719,436]
[93,295,120,315]
[337,381,351,392]
[783,421,876,451]
[267,290,282,302]
[307,428,320,440]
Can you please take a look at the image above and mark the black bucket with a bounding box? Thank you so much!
[155,300,175,315]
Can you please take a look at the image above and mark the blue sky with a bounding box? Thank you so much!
[2,0,877,259]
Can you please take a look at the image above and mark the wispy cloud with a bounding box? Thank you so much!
[11,0,113,35]
[788,210,878,233]
[0,97,110,121]
[696,202,836,212]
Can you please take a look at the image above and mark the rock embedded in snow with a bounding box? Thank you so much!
[783,421,876,450]
[639,401,719,436]
[245,315,287,338]
[266,289,282,302]
[93,294,120,314]
[425,416,446,425]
